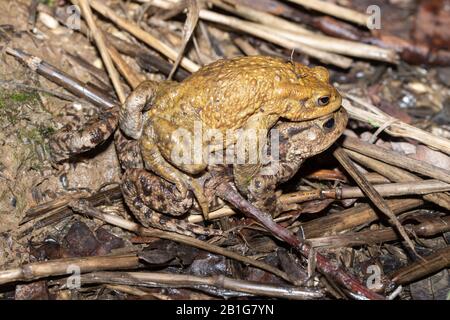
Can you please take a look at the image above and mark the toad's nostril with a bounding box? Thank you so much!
[323,118,335,130]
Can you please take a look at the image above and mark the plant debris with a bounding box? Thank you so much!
[0,0,449,301]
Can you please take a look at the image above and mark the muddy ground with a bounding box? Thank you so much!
[0,0,449,300]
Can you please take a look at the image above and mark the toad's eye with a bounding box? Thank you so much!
[323,118,335,131]
[317,96,330,106]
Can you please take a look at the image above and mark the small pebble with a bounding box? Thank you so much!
[10,196,16,208]
[38,12,59,30]
[93,59,103,69]
[59,173,68,189]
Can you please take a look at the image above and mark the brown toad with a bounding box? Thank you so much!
[234,107,348,216]
[120,108,347,235]
[119,56,342,216]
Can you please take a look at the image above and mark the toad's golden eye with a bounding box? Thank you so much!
[317,96,330,106]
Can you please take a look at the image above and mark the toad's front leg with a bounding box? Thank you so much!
[140,120,210,218]
[119,80,175,139]
[246,160,304,216]
[232,113,277,199]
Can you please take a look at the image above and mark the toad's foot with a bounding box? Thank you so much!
[127,198,219,236]
[49,108,119,162]
[186,177,210,220]
[157,173,210,220]
[122,169,221,236]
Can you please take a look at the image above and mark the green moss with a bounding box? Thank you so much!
[0,89,41,125]
[38,125,55,138]
[19,127,45,145]
[9,91,38,103]
[40,0,56,6]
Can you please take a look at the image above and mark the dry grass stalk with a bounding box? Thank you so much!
[76,271,324,299]
[199,10,353,68]
[107,45,143,89]
[233,37,260,55]
[168,0,199,79]
[342,96,450,155]
[346,150,450,210]
[89,0,200,72]
[135,0,180,10]
[214,1,397,63]
[343,137,450,184]
[333,147,417,255]
[211,0,315,35]
[257,24,397,62]
[76,0,126,103]
[337,180,450,198]
[286,0,369,26]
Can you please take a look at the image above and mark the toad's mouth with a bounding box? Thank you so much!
[315,107,348,134]
[278,106,348,133]
[317,105,347,123]
[316,106,345,121]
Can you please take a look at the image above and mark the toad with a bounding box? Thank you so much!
[120,108,347,236]
[119,56,342,217]
[234,107,348,216]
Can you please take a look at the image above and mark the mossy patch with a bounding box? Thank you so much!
[40,0,56,6]
[9,91,39,103]
[0,88,55,171]
[0,89,40,125]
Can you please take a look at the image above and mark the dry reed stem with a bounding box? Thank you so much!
[287,0,369,26]
[0,254,139,285]
[342,95,450,155]
[77,271,324,299]
[213,0,397,62]
[211,0,315,35]
[257,24,396,62]
[90,0,200,72]
[199,10,353,68]
[69,200,293,283]
[76,0,126,103]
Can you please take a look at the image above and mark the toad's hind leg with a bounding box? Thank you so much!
[140,124,210,218]
[122,169,221,236]
[49,108,119,162]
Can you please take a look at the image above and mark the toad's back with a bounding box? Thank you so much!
[152,56,325,130]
